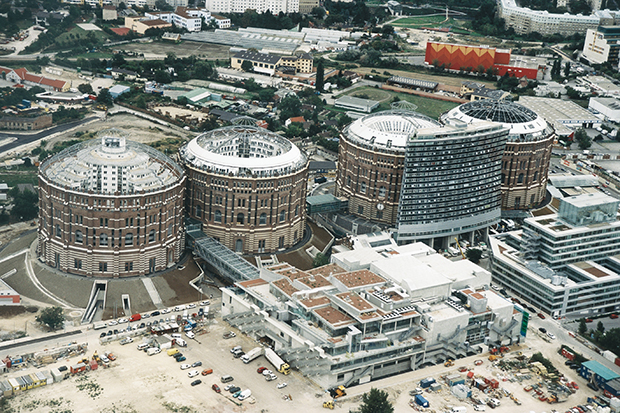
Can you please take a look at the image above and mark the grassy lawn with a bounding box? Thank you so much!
[336,86,459,120]
[392,15,448,27]
[73,52,115,59]
[55,26,109,47]
[0,170,38,187]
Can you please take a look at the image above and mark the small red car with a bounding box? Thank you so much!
[537,313,546,319]
[585,318,593,323]
[212,384,221,393]
[257,366,267,374]
[611,314,618,319]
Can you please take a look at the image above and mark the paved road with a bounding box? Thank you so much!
[0,116,98,156]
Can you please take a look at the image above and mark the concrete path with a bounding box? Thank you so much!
[141,277,163,308]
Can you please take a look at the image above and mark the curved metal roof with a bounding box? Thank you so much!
[457,100,538,123]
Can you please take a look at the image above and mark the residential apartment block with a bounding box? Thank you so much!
[583,26,620,66]
[145,7,211,32]
[231,51,313,75]
[489,193,620,317]
[498,0,600,35]
[221,234,523,388]
[205,0,299,15]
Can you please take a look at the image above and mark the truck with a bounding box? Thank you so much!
[93,322,107,330]
[265,348,290,375]
[147,347,161,356]
[415,394,429,408]
[130,313,141,322]
[420,377,435,389]
[241,347,264,364]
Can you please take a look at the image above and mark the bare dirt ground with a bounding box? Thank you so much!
[121,40,231,60]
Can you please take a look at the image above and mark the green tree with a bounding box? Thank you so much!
[97,88,114,106]
[597,321,605,333]
[337,113,352,129]
[278,94,302,122]
[466,248,483,263]
[360,388,393,413]
[241,60,254,72]
[9,186,38,220]
[313,252,329,268]
[315,59,325,92]
[575,128,591,150]
[578,318,588,335]
[36,306,65,331]
[564,61,571,77]
[600,328,620,355]
[154,70,172,84]
[258,88,275,102]
[77,83,93,94]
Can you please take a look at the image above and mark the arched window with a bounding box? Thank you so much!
[347,176,351,187]
[235,239,243,252]
[75,230,83,244]
[56,225,61,238]
[279,210,286,222]
[99,233,108,246]
[125,233,134,246]
[214,210,222,223]
[360,182,366,194]
[149,229,155,243]
[259,213,267,225]
[196,205,202,218]
[533,171,539,182]
[379,186,386,197]
[517,173,524,184]
[294,205,299,216]
[237,213,244,225]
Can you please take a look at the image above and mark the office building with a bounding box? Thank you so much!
[444,99,555,210]
[489,193,620,317]
[583,26,620,67]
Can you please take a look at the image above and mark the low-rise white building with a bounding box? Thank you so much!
[589,97,620,122]
[221,235,522,388]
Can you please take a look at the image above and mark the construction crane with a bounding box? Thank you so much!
[454,237,466,260]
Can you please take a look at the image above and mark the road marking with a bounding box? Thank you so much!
[142,277,163,307]
[0,248,28,263]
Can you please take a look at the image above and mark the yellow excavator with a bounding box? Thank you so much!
[323,401,334,409]
[454,237,466,259]
[444,358,454,367]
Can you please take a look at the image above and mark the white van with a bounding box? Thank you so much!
[147,347,161,356]
[175,338,187,347]
[137,343,149,351]
[451,407,467,413]
[238,389,252,401]
[473,405,486,412]
[171,333,182,339]
[182,310,188,320]
[174,305,185,312]
[185,331,195,339]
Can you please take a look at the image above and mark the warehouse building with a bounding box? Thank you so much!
[589,97,620,122]
[334,96,380,113]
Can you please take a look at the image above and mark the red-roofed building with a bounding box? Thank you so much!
[0,66,68,92]
[285,116,306,127]
[110,27,130,36]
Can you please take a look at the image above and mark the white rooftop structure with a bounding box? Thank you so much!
[40,129,184,194]
[343,109,440,152]
[180,125,307,178]
[518,96,601,136]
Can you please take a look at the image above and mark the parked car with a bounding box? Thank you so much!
[192,361,202,368]
[202,369,213,376]
[117,318,128,324]
[200,300,210,306]
[257,367,267,374]
[547,332,556,340]
[186,331,195,339]
[99,332,107,338]
[142,313,150,319]
[212,384,221,393]
[108,320,118,326]
[565,360,574,366]
[611,314,618,319]
[537,313,546,319]
[161,308,171,314]
[585,318,593,323]
[151,311,161,316]
[187,303,196,309]
[229,386,241,393]
[539,327,547,334]
[188,370,199,378]
[232,390,242,398]
[180,364,191,370]
[224,384,233,391]
[176,356,186,362]
[277,383,287,389]
[231,346,242,354]
[223,331,236,339]
[139,322,145,329]
[191,379,202,386]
